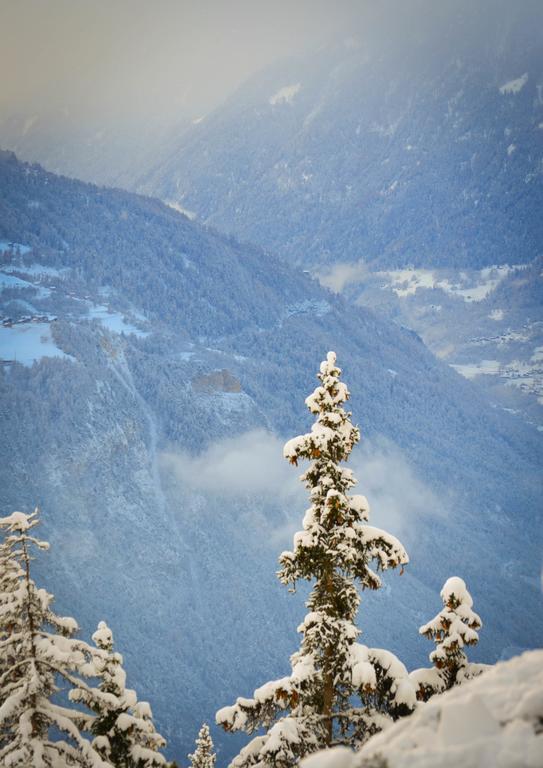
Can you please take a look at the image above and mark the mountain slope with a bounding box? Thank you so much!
[139,0,543,271]
[135,0,543,429]
[0,150,541,761]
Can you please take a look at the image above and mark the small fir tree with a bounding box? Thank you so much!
[410,576,487,701]
[217,352,413,767]
[0,509,108,767]
[188,723,216,768]
[71,620,167,768]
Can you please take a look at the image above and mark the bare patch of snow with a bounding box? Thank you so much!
[165,200,197,220]
[269,83,301,106]
[499,73,528,95]
[452,360,502,379]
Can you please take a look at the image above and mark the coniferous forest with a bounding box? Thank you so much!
[2,353,504,767]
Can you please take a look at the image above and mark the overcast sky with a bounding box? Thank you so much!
[0,0,369,123]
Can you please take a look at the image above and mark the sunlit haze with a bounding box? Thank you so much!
[0,0,369,123]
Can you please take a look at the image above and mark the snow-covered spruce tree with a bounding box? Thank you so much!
[409,576,487,702]
[71,620,167,768]
[188,723,216,768]
[0,516,24,662]
[0,509,109,767]
[217,352,413,767]
[0,513,27,752]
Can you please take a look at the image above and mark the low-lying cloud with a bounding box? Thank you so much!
[350,436,445,540]
[317,260,369,293]
[160,429,445,547]
[160,430,301,500]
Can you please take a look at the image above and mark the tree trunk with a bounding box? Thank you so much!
[322,570,335,746]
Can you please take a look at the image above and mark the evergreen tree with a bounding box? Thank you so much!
[0,520,22,650]
[0,509,108,767]
[410,576,487,701]
[217,352,413,767]
[71,620,167,768]
[0,512,27,752]
[188,723,215,768]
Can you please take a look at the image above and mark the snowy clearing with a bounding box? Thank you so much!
[87,303,148,336]
[0,273,35,291]
[379,264,525,302]
[0,322,71,365]
[0,270,51,299]
[3,263,68,278]
[451,360,502,379]
[0,240,32,256]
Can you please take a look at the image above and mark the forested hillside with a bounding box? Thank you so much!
[133,0,543,434]
[0,150,541,760]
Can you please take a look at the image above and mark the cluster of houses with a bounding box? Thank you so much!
[2,314,56,328]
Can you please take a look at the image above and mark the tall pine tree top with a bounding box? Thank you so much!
[217,352,413,767]
[280,350,408,593]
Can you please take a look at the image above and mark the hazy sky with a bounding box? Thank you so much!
[0,0,366,123]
